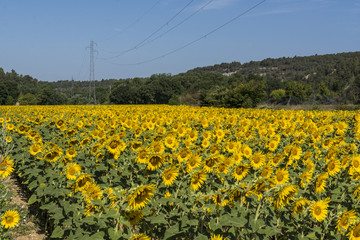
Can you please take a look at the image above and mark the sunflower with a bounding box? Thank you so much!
[164,135,179,150]
[327,159,341,176]
[292,198,311,215]
[351,156,360,172]
[125,210,144,225]
[211,234,224,240]
[250,152,265,169]
[315,172,328,194]
[44,150,61,163]
[82,182,103,203]
[274,168,290,185]
[337,210,357,234]
[232,164,250,181]
[299,170,312,188]
[127,184,156,210]
[289,145,302,161]
[131,141,143,152]
[129,234,151,240]
[186,155,202,173]
[1,210,20,228]
[215,162,229,175]
[0,156,14,178]
[75,174,93,192]
[162,166,178,186]
[310,198,331,222]
[29,143,42,156]
[66,163,81,180]
[242,145,252,159]
[177,148,192,162]
[261,165,273,179]
[349,221,360,240]
[200,137,211,149]
[203,156,218,173]
[190,170,207,191]
[271,154,283,166]
[150,141,165,155]
[66,147,77,159]
[273,185,298,209]
[164,192,172,198]
[147,154,164,171]
[224,141,237,153]
[267,140,279,152]
[136,149,149,164]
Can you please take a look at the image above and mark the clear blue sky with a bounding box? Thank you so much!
[1,0,359,82]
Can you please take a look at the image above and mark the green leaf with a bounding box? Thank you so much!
[164,224,181,239]
[150,215,168,224]
[50,226,64,239]
[28,194,38,204]
[88,231,105,240]
[194,234,208,240]
[108,228,123,240]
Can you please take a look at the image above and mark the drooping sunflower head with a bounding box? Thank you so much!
[127,184,156,210]
[129,233,151,240]
[29,143,42,156]
[44,150,61,163]
[348,221,360,240]
[75,174,93,192]
[147,154,164,171]
[327,159,341,176]
[190,170,207,191]
[65,147,77,159]
[125,210,144,226]
[292,198,311,215]
[186,155,202,173]
[162,166,179,186]
[337,210,357,234]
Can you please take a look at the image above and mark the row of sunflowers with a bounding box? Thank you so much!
[1,105,360,239]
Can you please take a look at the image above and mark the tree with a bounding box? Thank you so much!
[270,89,286,103]
[18,93,38,105]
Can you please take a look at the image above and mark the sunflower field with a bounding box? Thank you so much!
[1,105,360,240]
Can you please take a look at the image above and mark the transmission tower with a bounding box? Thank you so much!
[87,40,97,104]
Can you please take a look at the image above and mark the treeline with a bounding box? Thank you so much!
[1,51,360,107]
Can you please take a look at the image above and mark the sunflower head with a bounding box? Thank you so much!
[310,198,331,222]
[1,210,20,228]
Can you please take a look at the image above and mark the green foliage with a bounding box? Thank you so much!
[270,89,286,103]
[18,93,38,105]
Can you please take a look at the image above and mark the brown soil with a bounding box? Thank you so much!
[6,177,47,240]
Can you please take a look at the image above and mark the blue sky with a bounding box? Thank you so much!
[1,0,359,82]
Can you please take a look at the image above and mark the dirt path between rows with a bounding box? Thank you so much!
[6,177,47,240]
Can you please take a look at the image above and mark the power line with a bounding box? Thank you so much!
[100,0,196,60]
[98,0,162,45]
[135,0,215,50]
[101,0,267,66]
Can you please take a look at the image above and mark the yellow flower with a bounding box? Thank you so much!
[127,185,156,210]
[315,172,328,194]
[125,210,144,225]
[292,198,311,215]
[274,168,289,185]
[242,144,252,159]
[310,198,331,222]
[351,156,360,172]
[44,150,61,163]
[75,174,93,192]
[327,159,341,176]
[349,221,360,240]
[29,143,42,156]
[250,151,265,169]
[337,210,357,234]
[232,164,250,181]
[162,166,178,186]
[0,156,14,178]
[65,147,77,159]
[164,192,172,198]
[186,155,202,173]
[147,154,164,171]
[129,234,151,240]
[82,182,102,203]
[266,140,278,152]
[1,210,20,228]
[66,163,81,180]
[273,185,298,209]
[211,234,224,240]
[190,170,207,191]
